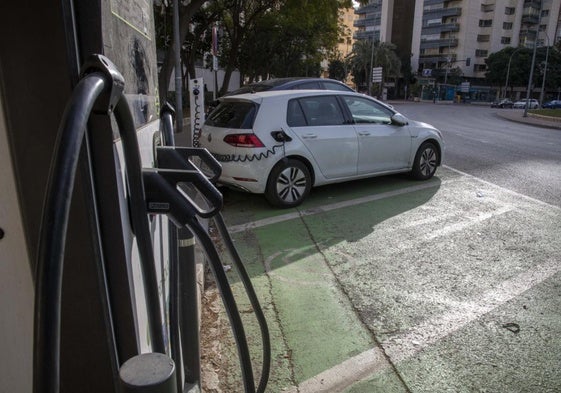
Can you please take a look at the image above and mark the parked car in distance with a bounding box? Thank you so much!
[513,99,539,109]
[208,77,355,113]
[542,100,561,109]
[491,99,513,108]
[224,77,354,96]
[200,90,444,208]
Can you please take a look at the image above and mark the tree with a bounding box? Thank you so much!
[220,0,352,86]
[348,40,401,94]
[215,0,282,95]
[155,0,207,104]
[485,46,561,98]
[347,39,372,91]
[328,58,347,81]
[155,0,354,100]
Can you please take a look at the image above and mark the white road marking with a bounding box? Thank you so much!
[251,166,560,392]
[422,204,514,241]
[228,182,440,234]
[443,165,561,211]
[289,259,561,393]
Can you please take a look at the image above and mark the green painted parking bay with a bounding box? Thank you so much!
[215,166,561,392]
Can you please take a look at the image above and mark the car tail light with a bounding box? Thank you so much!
[223,134,265,148]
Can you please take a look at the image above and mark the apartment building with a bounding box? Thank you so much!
[354,0,415,59]
[356,0,561,83]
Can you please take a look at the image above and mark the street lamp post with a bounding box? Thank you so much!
[504,47,522,99]
[523,0,542,118]
[539,31,550,106]
[369,33,375,96]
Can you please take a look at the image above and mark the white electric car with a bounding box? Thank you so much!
[200,90,444,208]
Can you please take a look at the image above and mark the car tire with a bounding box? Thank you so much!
[411,142,439,180]
[265,158,311,208]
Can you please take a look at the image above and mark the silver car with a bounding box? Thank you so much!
[200,90,444,208]
[513,99,539,109]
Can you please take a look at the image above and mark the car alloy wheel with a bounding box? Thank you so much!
[265,159,311,208]
[412,142,438,180]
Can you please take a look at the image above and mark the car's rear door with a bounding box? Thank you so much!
[340,95,412,174]
[287,95,358,179]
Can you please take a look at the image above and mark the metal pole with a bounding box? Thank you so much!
[369,35,375,96]
[539,32,550,106]
[504,47,520,100]
[173,0,183,134]
[523,1,542,118]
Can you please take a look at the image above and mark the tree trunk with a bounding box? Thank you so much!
[158,0,206,105]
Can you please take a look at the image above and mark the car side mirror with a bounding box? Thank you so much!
[391,113,408,126]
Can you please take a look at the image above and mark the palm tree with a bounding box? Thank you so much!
[347,40,372,92]
[348,39,401,95]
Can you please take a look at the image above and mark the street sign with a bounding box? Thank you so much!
[460,82,470,93]
[372,67,383,83]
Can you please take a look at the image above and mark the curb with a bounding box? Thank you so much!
[495,111,561,130]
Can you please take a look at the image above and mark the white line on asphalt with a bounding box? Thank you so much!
[443,165,561,211]
[289,258,561,393]
[227,182,440,234]
[229,165,559,235]
[281,166,560,392]
[422,204,514,241]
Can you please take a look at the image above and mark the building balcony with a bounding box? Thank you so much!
[420,38,459,49]
[419,54,457,65]
[423,7,462,18]
[353,17,376,28]
[424,0,444,5]
[521,14,539,24]
[355,2,381,15]
[422,23,460,35]
[354,30,381,41]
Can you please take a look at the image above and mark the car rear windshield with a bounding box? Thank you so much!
[206,101,258,129]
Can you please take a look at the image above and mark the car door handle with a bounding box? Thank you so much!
[302,133,317,139]
[357,131,370,136]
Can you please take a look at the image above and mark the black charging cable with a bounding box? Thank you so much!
[213,213,271,393]
[34,55,166,393]
[152,145,271,393]
[113,93,166,355]
[34,72,107,393]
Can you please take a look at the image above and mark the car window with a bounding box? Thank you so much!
[341,96,393,124]
[205,101,257,129]
[297,95,346,126]
[294,81,322,89]
[287,99,307,127]
[322,81,352,91]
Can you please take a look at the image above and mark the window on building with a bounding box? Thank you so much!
[505,7,515,15]
[475,49,488,57]
[477,34,490,42]
[503,22,513,30]
[479,19,493,27]
[474,64,487,72]
[425,18,442,26]
[537,39,545,46]
[541,10,549,17]
[481,4,494,12]
[501,36,511,44]
[539,24,547,31]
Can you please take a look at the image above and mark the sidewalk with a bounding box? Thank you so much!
[495,110,561,130]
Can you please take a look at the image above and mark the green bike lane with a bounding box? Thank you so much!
[213,166,561,392]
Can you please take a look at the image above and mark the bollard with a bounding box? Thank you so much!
[119,353,177,393]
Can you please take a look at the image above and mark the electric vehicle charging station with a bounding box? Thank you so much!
[0,1,269,392]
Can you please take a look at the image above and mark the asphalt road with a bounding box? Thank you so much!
[393,102,561,207]
[213,103,561,392]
